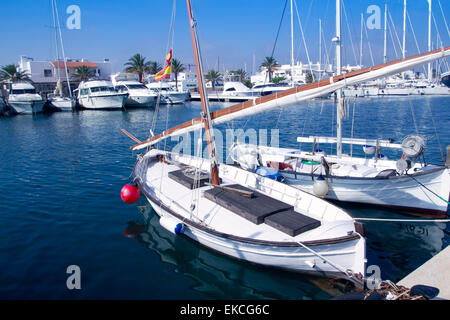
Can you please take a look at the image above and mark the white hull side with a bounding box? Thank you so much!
[145,195,365,278]
[49,98,76,111]
[282,167,450,215]
[79,94,126,109]
[159,92,189,104]
[9,100,45,114]
[125,95,155,107]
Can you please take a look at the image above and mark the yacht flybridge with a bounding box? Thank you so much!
[121,0,367,282]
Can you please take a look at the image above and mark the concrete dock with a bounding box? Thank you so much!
[398,246,449,300]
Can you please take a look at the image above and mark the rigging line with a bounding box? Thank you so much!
[293,0,315,81]
[437,0,450,39]
[363,17,375,66]
[350,100,356,157]
[294,239,364,287]
[406,11,427,75]
[341,0,359,66]
[53,0,72,97]
[424,98,446,165]
[432,11,444,50]
[408,100,419,136]
[406,173,450,206]
[388,10,403,59]
[387,16,400,60]
[51,0,61,82]
[270,0,289,59]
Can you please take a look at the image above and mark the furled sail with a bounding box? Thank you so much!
[132,47,450,151]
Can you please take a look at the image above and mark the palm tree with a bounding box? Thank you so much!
[0,64,30,82]
[147,61,162,75]
[205,69,222,90]
[171,58,185,90]
[124,54,152,82]
[71,66,95,82]
[232,69,247,82]
[260,56,279,82]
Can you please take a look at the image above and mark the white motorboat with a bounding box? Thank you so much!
[7,82,45,114]
[190,81,259,102]
[252,82,293,96]
[114,80,156,107]
[75,80,127,110]
[146,82,189,104]
[124,0,366,283]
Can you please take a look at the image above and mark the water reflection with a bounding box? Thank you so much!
[129,202,356,300]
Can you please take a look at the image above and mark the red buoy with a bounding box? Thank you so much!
[121,182,140,203]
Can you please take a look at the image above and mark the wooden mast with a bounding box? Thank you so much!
[186,0,220,185]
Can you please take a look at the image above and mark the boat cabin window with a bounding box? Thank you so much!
[80,88,90,95]
[115,85,128,93]
[126,84,147,90]
[225,88,236,91]
[90,86,115,93]
[12,89,36,94]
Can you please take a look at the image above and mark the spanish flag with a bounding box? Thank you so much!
[155,49,172,81]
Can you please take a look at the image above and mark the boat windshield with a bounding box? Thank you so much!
[90,86,115,93]
[11,89,36,94]
[126,84,147,90]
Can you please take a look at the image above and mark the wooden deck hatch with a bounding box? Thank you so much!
[204,184,293,224]
[168,169,210,189]
[264,210,321,237]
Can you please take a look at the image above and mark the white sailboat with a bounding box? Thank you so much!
[131,1,450,217]
[124,0,366,281]
[47,0,76,112]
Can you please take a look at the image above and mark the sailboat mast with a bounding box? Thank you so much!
[186,0,220,185]
[335,0,343,157]
[402,0,407,60]
[51,0,61,82]
[360,13,363,67]
[319,19,322,69]
[290,0,295,87]
[383,2,387,64]
[428,0,432,82]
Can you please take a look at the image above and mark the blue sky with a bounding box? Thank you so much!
[0,0,449,74]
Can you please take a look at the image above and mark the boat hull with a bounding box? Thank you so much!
[159,92,189,104]
[125,95,155,107]
[8,100,45,114]
[281,167,450,216]
[49,98,76,111]
[78,94,126,110]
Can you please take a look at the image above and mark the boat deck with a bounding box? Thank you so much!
[141,157,355,244]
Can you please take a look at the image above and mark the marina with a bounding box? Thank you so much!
[0,0,449,304]
[0,96,448,299]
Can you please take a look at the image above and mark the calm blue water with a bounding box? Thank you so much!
[0,96,448,299]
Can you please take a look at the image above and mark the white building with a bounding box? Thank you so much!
[17,55,113,96]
